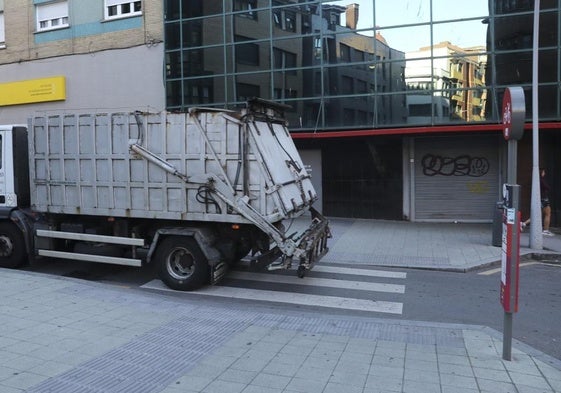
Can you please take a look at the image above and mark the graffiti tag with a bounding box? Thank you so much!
[421,154,490,177]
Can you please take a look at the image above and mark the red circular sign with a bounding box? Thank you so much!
[502,87,525,141]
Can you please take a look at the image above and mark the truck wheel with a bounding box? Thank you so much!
[156,236,209,291]
[0,222,26,268]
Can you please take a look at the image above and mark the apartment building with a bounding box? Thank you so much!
[0,0,165,124]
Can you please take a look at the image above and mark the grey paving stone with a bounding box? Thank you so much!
[338,351,373,364]
[1,354,45,372]
[294,363,335,381]
[217,369,257,384]
[250,372,291,389]
[476,378,518,392]
[284,376,328,393]
[329,369,368,387]
[472,366,512,382]
[0,383,26,393]
[271,352,308,366]
[503,356,543,376]
[241,385,282,393]
[404,368,440,384]
[402,379,441,393]
[438,362,475,377]
[261,360,302,377]
[172,375,213,391]
[2,371,45,390]
[279,344,314,356]
[202,379,246,393]
[29,361,73,379]
[375,340,406,350]
[371,354,405,367]
[438,353,473,367]
[404,358,439,372]
[368,365,404,379]
[323,381,363,393]
[509,371,555,390]
[365,373,403,391]
[374,346,406,358]
[439,372,479,390]
[437,345,469,356]
[334,360,370,375]
[440,385,480,393]
[515,385,555,393]
[469,356,508,371]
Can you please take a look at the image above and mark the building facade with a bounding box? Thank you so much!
[0,0,165,123]
[1,1,559,223]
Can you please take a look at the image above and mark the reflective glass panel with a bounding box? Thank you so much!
[432,0,488,21]
[375,24,431,54]
[375,0,431,26]
[432,19,488,51]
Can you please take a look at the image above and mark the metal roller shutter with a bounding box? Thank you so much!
[414,135,500,221]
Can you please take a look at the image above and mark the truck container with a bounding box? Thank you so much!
[0,99,330,290]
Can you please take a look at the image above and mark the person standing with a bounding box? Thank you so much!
[540,168,554,236]
[521,167,554,236]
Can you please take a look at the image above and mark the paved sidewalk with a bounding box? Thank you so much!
[1,268,560,393]
[301,217,561,271]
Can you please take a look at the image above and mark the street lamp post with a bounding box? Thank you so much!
[529,0,542,249]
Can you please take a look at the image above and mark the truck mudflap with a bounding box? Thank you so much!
[251,207,331,277]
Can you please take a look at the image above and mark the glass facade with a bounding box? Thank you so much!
[163,1,560,132]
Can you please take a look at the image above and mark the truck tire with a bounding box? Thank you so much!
[156,236,209,291]
[0,222,26,268]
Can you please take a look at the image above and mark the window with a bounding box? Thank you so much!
[273,48,297,74]
[0,12,5,47]
[36,1,69,32]
[237,83,260,102]
[272,3,297,32]
[340,44,351,62]
[105,0,142,20]
[235,36,259,66]
[234,0,257,20]
[284,10,296,32]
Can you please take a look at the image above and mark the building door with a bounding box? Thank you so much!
[413,135,500,222]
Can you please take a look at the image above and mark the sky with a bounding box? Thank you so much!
[327,0,489,52]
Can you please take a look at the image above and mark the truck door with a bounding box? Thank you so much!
[0,130,7,207]
[0,126,24,209]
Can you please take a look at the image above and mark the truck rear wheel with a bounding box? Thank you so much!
[0,222,26,268]
[156,236,209,291]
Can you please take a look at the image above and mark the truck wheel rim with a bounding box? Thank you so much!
[166,247,195,280]
[0,235,14,257]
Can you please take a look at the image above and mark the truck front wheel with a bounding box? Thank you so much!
[0,222,26,268]
[156,236,209,291]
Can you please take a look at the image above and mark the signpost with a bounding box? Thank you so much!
[500,86,525,361]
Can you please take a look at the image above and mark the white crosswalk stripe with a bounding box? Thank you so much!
[142,265,406,315]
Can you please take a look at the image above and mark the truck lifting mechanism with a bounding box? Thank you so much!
[0,98,330,290]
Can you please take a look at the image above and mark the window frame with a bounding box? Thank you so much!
[0,12,5,48]
[233,0,257,20]
[104,0,142,21]
[36,1,69,32]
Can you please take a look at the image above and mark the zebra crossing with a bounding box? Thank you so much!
[141,264,406,315]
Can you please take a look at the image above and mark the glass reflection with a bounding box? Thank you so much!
[375,0,431,26]
[164,0,509,127]
[432,0,488,21]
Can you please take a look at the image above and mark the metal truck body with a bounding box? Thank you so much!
[0,99,329,290]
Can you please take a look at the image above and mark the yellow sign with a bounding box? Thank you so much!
[0,76,66,106]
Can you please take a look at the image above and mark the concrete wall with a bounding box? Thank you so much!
[0,44,165,124]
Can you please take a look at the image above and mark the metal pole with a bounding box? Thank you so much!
[503,141,519,361]
[503,312,513,360]
[529,0,542,249]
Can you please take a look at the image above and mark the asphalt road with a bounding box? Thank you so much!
[403,262,561,361]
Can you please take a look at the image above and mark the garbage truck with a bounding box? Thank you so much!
[0,98,330,290]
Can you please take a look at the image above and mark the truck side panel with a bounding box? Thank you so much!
[29,110,314,224]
